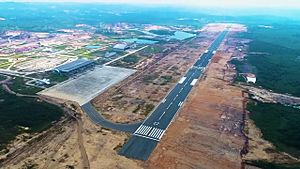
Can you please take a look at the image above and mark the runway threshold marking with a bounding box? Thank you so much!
[148,128,164,138]
[134,125,152,135]
[133,133,160,141]
[133,126,165,141]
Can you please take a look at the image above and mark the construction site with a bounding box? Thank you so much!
[2,22,300,169]
[0,23,252,169]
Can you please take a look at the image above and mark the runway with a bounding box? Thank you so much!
[119,31,228,160]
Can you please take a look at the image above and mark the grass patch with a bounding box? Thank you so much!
[142,45,163,54]
[54,45,67,50]
[142,103,155,116]
[9,77,42,95]
[46,73,69,83]
[122,55,139,64]
[142,74,159,85]
[161,75,172,83]
[248,101,300,158]
[0,62,12,69]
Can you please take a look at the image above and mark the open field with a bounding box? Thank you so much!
[39,66,136,105]
[14,57,68,72]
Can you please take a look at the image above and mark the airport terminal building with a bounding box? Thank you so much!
[53,58,95,74]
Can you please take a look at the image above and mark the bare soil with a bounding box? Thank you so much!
[92,32,218,124]
[143,24,248,169]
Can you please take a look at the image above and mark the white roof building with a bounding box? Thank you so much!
[113,43,129,51]
[246,74,256,83]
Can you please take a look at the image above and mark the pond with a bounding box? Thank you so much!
[170,31,196,40]
[121,38,158,44]
[85,45,100,49]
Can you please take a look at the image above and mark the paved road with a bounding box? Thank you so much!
[119,31,229,160]
[81,102,141,133]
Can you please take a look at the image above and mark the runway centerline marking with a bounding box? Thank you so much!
[167,102,173,109]
[158,111,166,120]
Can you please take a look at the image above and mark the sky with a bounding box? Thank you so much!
[3,0,300,9]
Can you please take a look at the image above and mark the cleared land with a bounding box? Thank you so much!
[1,23,250,169]
[39,66,135,105]
[92,31,217,123]
[2,101,143,169]
[145,25,247,169]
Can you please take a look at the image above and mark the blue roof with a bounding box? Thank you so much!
[55,59,94,73]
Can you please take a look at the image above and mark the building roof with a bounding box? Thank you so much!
[113,43,128,50]
[247,73,256,78]
[246,73,257,83]
[55,59,94,73]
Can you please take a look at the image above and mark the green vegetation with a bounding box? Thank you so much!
[0,62,12,69]
[47,73,69,83]
[0,75,6,81]
[10,77,42,95]
[246,160,300,169]
[54,45,67,50]
[132,104,141,114]
[142,45,163,54]
[143,104,155,116]
[160,75,173,85]
[248,101,300,158]
[81,52,94,59]
[122,55,139,64]
[110,54,140,68]
[236,24,300,96]
[142,74,159,85]
[0,88,63,150]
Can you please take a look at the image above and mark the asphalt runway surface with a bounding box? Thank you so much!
[119,31,228,160]
[81,102,141,133]
[81,31,228,161]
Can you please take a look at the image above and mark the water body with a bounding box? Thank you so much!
[170,31,196,40]
[85,45,100,49]
[121,38,158,44]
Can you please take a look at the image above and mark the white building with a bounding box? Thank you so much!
[113,43,129,51]
[246,74,256,83]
